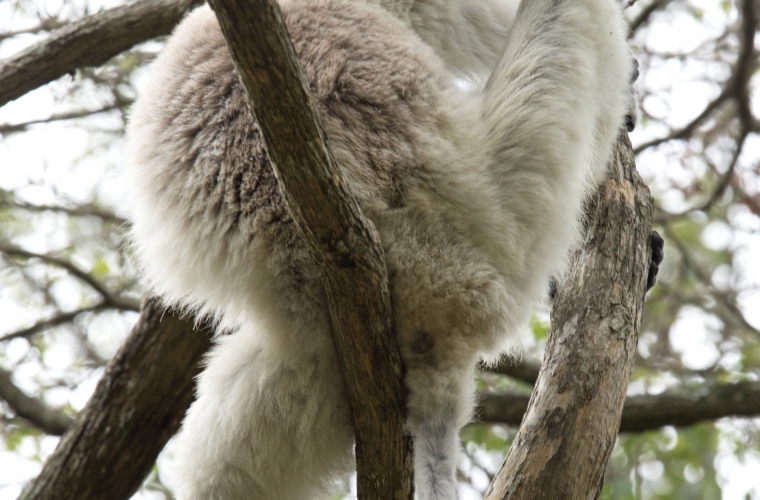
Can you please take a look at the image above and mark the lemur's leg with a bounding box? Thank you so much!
[478,0,632,300]
[376,211,513,500]
[172,324,354,500]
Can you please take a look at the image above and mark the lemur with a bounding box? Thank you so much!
[126,0,652,498]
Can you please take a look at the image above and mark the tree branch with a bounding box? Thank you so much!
[634,3,755,156]
[629,0,672,33]
[0,303,109,343]
[477,382,760,432]
[0,0,202,108]
[2,198,127,226]
[0,367,73,436]
[619,381,760,431]
[206,0,413,497]
[0,17,66,42]
[633,88,730,154]
[0,105,119,134]
[19,299,214,500]
[485,132,654,499]
[0,243,139,311]
[482,359,541,385]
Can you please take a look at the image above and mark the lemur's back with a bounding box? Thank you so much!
[127,0,459,321]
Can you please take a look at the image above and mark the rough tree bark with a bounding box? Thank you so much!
[205,0,414,498]
[484,132,654,500]
[0,0,202,108]
[18,299,213,500]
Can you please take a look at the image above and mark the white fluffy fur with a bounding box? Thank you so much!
[125,0,632,498]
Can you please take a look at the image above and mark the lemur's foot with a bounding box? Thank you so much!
[646,230,664,291]
[625,58,639,132]
[548,277,558,300]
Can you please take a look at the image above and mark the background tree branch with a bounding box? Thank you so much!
[0,367,73,436]
[0,303,111,343]
[477,381,760,432]
[0,0,202,108]
[0,243,138,310]
[485,132,654,499]
[0,105,119,135]
[483,359,541,385]
[205,0,413,498]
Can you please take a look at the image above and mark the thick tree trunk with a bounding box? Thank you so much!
[484,132,654,500]
[19,299,212,500]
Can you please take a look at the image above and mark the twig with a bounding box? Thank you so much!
[0,243,138,310]
[0,105,119,134]
[4,198,127,225]
[664,228,759,336]
[0,18,67,42]
[0,303,109,342]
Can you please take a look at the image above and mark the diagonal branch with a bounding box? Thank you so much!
[19,299,214,500]
[629,0,672,33]
[0,0,202,108]
[663,227,759,337]
[633,88,730,154]
[205,0,413,497]
[655,129,749,222]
